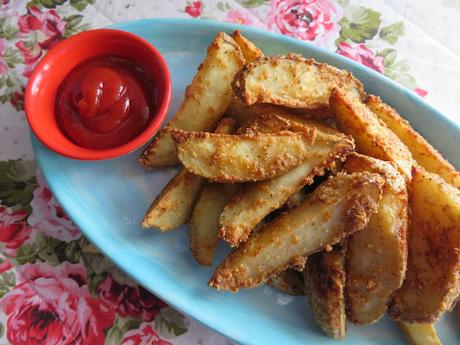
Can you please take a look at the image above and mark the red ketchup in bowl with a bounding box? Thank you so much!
[56,56,155,150]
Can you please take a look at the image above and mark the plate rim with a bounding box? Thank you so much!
[33,18,459,345]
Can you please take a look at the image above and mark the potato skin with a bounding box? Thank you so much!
[389,167,460,323]
[305,246,347,339]
[231,30,264,62]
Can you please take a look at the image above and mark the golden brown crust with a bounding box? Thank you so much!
[190,183,239,266]
[389,167,460,323]
[209,172,384,292]
[344,153,408,325]
[365,94,460,188]
[172,129,316,183]
[142,169,204,231]
[219,114,355,246]
[139,32,244,168]
[305,246,346,339]
[142,117,236,232]
[231,30,264,62]
[330,88,415,181]
[232,54,364,109]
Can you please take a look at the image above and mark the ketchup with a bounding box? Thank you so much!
[56,56,155,149]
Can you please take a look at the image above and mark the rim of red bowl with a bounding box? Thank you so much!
[25,29,172,160]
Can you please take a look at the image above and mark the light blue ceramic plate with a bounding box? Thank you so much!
[32,19,460,345]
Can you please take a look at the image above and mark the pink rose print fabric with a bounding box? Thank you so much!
[121,323,173,345]
[337,41,384,73]
[16,6,66,77]
[0,262,115,345]
[0,207,31,256]
[267,0,342,50]
[28,172,80,241]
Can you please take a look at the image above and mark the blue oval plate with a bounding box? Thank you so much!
[32,19,460,345]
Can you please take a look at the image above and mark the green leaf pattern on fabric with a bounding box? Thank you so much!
[379,21,405,44]
[154,307,189,338]
[339,6,382,43]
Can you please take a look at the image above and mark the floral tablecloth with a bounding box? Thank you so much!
[0,1,459,344]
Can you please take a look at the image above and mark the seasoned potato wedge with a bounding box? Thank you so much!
[305,246,346,339]
[365,95,460,188]
[398,322,442,345]
[330,88,414,180]
[233,54,364,109]
[172,129,316,183]
[231,30,264,62]
[190,183,238,266]
[209,172,384,291]
[225,97,334,126]
[267,269,305,296]
[142,170,204,231]
[139,32,244,167]
[389,167,460,323]
[220,114,354,246]
[143,118,236,231]
[344,153,408,324]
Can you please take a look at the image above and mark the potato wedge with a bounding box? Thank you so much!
[225,97,334,126]
[231,30,264,62]
[172,129,316,183]
[330,88,414,180]
[389,167,460,323]
[143,118,236,231]
[267,269,305,296]
[139,32,244,168]
[190,183,238,266]
[398,322,442,345]
[142,170,204,231]
[365,95,460,188]
[305,246,346,339]
[220,115,354,246]
[344,153,408,324]
[209,172,384,291]
[233,54,364,109]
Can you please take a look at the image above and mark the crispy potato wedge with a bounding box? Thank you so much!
[190,183,238,266]
[231,30,264,62]
[142,169,204,231]
[398,322,442,345]
[232,54,364,109]
[344,153,408,324]
[330,88,414,180]
[365,95,460,188]
[172,129,316,183]
[305,246,346,339]
[139,32,244,168]
[220,114,354,246]
[225,97,334,126]
[389,167,460,323]
[143,118,236,231]
[209,172,384,291]
[267,269,305,296]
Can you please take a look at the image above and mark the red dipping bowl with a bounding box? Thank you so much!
[25,29,171,160]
